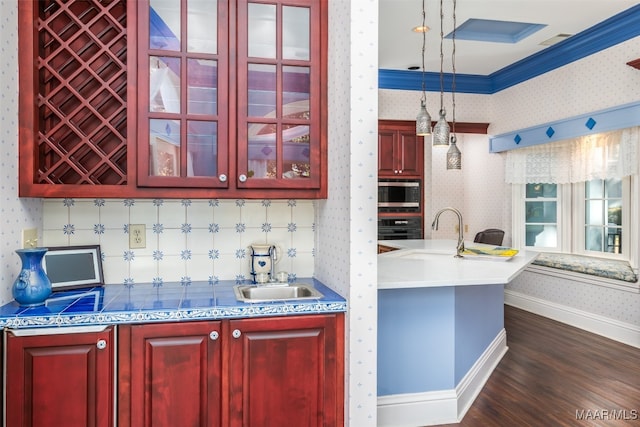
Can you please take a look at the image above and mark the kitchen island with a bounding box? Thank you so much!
[377,239,537,427]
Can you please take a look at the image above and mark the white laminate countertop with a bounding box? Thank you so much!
[378,239,538,289]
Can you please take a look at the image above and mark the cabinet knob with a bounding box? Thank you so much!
[209,331,219,341]
[232,329,242,338]
[238,174,247,183]
[219,174,227,182]
[96,339,107,350]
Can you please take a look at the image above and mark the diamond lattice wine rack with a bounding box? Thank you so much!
[35,0,127,186]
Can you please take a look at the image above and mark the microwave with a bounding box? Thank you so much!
[378,179,421,212]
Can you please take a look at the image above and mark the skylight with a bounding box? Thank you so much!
[447,18,546,43]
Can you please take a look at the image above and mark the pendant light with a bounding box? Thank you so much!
[415,0,432,136]
[446,0,461,170]
[432,0,450,146]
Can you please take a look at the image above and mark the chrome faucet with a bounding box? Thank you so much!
[431,207,465,258]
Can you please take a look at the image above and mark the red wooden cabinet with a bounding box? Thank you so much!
[5,326,114,427]
[118,314,344,427]
[378,121,424,178]
[18,0,328,199]
[118,321,223,427]
[228,314,344,427]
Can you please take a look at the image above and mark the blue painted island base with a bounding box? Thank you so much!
[377,284,508,426]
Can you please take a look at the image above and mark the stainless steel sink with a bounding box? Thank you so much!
[234,283,324,302]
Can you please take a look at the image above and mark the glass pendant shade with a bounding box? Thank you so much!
[447,135,461,170]
[416,100,432,136]
[432,109,450,146]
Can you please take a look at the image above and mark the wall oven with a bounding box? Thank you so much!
[378,179,421,213]
[378,217,423,240]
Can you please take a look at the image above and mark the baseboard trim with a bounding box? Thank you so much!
[377,329,508,427]
[504,289,640,349]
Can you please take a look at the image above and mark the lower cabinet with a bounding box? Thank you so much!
[4,326,114,427]
[118,321,223,427]
[228,314,343,427]
[118,313,344,427]
[3,313,343,427]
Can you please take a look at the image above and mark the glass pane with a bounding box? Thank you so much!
[607,200,622,225]
[187,120,217,177]
[283,66,310,119]
[248,3,276,58]
[150,56,181,113]
[247,123,276,179]
[605,178,622,198]
[607,230,622,254]
[283,124,310,178]
[526,225,557,247]
[149,119,180,176]
[586,200,603,225]
[150,0,181,51]
[188,0,217,53]
[525,201,557,223]
[283,6,309,60]
[187,59,217,115]
[248,63,276,117]
[585,179,603,198]
[585,226,603,251]
[525,183,556,198]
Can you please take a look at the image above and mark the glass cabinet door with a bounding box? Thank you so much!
[139,0,228,188]
[236,0,321,189]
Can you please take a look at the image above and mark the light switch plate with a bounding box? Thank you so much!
[22,228,38,249]
[129,224,146,249]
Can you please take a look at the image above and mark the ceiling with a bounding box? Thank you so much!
[379,0,640,76]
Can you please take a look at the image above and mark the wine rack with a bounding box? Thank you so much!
[35,0,127,185]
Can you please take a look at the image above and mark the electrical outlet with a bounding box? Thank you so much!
[22,228,38,249]
[129,224,146,249]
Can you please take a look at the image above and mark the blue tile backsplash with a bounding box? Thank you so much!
[42,198,316,286]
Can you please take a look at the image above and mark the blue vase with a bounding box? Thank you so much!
[12,248,52,307]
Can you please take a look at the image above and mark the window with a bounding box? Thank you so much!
[583,179,623,254]
[514,177,633,261]
[524,183,559,249]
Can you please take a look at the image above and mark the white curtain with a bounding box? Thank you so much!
[504,127,639,184]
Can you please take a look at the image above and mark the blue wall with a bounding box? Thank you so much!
[378,284,504,395]
[454,284,504,383]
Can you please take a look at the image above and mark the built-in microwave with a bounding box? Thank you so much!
[378,179,421,213]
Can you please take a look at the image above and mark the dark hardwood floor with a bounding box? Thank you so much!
[436,305,640,427]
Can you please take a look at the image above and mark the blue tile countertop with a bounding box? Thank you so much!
[0,279,347,329]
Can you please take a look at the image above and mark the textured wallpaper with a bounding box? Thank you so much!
[0,0,43,306]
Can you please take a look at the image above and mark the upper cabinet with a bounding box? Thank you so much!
[378,120,424,178]
[18,0,327,199]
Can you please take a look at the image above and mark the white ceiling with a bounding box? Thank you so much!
[379,0,639,75]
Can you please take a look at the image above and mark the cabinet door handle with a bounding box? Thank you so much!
[96,339,107,350]
[209,331,219,341]
[238,174,247,183]
[219,174,227,182]
[232,329,242,338]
